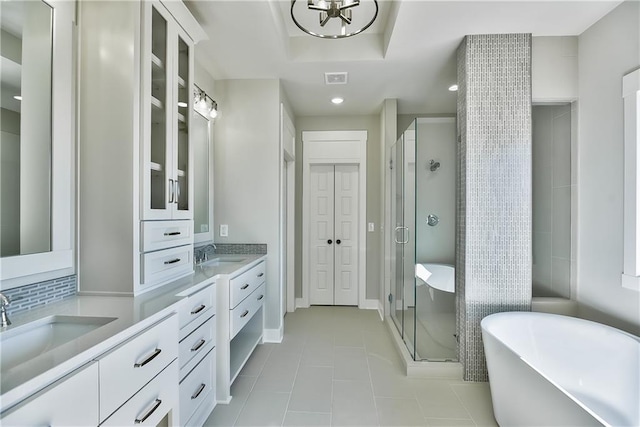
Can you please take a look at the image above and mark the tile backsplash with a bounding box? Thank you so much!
[194,243,267,260]
[3,275,77,316]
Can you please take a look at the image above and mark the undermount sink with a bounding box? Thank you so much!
[1,315,116,372]
[201,257,246,267]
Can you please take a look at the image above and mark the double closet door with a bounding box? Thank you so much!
[309,165,359,306]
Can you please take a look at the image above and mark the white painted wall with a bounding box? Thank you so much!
[532,36,578,103]
[213,79,282,330]
[577,0,640,332]
[294,115,382,301]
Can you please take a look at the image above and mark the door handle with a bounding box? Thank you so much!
[336,239,341,244]
[394,226,409,244]
[168,179,174,203]
[327,239,333,244]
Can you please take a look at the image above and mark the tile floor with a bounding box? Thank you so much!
[204,307,497,427]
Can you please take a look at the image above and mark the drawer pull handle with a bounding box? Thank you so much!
[164,231,181,236]
[164,258,181,265]
[191,304,206,315]
[191,383,206,400]
[134,348,162,368]
[257,272,264,278]
[240,309,249,318]
[191,339,206,352]
[134,399,162,424]
[257,294,264,301]
[241,284,249,290]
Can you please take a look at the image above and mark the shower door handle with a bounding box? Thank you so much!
[394,226,409,244]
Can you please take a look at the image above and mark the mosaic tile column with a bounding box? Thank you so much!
[456,34,532,381]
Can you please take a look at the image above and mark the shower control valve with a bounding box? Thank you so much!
[427,214,439,227]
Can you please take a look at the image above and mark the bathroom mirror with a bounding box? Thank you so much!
[193,109,214,244]
[0,0,75,289]
[0,0,53,258]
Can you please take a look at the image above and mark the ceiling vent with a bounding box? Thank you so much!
[325,72,348,85]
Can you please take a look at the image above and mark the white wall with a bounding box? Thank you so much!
[295,114,382,301]
[213,79,282,330]
[577,0,640,333]
[532,36,578,103]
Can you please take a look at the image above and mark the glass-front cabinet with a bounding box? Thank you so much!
[143,2,193,220]
[78,0,205,295]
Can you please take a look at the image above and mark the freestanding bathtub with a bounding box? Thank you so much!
[481,312,640,426]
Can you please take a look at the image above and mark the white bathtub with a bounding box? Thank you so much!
[481,312,640,426]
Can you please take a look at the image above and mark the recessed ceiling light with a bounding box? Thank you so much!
[448,84,459,92]
[14,95,22,101]
[331,97,344,105]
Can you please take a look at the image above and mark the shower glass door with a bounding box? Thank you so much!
[390,135,405,340]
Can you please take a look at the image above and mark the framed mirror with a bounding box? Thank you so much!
[0,0,75,289]
[193,102,214,244]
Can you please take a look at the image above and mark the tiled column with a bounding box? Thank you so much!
[456,34,532,381]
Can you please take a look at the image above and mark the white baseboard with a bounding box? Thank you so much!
[377,300,384,321]
[263,325,284,343]
[296,298,309,309]
[360,298,380,310]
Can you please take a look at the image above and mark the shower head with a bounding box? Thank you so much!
[429,160,440,172]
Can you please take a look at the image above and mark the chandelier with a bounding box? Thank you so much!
[291,0,379,39]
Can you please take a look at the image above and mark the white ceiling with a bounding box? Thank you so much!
[186,0,622,117]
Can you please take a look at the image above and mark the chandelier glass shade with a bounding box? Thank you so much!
[291,0,379,39]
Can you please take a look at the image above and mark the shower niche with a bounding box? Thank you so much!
[390,117,457,362]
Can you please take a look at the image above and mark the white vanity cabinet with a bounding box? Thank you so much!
[217,260,266,403]
[99,313,179,425]
[177,282,217,426]
[78,0,207,296]
[0,362,99,426]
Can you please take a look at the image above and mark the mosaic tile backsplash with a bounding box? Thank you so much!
[456,34,533,381]
[194,243,267,261]
[3,275,77,317]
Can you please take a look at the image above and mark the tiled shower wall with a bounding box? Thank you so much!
[456,34,533,381]
[2,275,77,316]
[532,104,575,298]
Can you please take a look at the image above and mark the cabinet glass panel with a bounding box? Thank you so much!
[176,36,189,212]
[150,6,168,210]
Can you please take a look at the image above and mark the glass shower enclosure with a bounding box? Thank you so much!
[390,118,458,362]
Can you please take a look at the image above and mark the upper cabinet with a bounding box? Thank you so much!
[78,0,206,295]
[143,2,193,220]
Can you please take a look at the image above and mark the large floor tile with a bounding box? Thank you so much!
[331,411,380,426]
[252,351,301,393]
[288,366,333,413]
[450,383,497,427]
[283,411,332,426]
[331,380,376,414]
[333,347,369,381]
[426,418,477,427]
[300,336,335,367]
[376,397,427,426]
[234,391,290,427]
[238,343,273,376]
[411,379,473,420]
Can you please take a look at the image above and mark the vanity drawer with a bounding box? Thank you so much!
[141,244,193,286]
[179,314,215,375]
[179,348,216,427]
[141,220,193,252]
[229,261,265,309]
[179,283,216,331]
[99,314,178,421]
[102,360,178,426]
[230,283,265,339]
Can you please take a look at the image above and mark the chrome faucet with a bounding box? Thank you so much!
[196,243,217,264]
[0,292,11,327]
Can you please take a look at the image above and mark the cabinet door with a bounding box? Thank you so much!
[0,362,99,426]
[142,1,194,221]
[171,27,194,220]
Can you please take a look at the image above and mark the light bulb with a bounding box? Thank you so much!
[448,84,459,92]
[209,108,218,119]
[331,97,344,105]
[13,95,22,101]
[178,101,188,108]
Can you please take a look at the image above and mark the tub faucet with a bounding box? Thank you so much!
[0,292,11,327]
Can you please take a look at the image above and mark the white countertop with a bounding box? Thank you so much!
[0,254,266,411]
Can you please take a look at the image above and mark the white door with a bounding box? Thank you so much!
[334,165,359,305]
[309,165,359,306]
